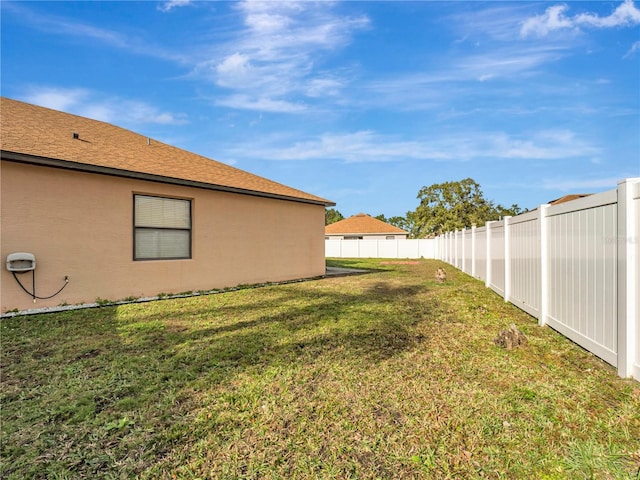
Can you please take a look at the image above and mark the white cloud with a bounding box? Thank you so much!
[23,87,91,112]
[221,128,600,164]
[215,53,253,87]
[459,45,567,80]
[21,86,187,125]
[7,1,367,113]
[158,0,192,13]
[624,40,640,58]
[357,43,569,112]
[244,11,292,33]
[521,0,640,37]
[4,2,186,63]
[214,94,307,113]
[448,4,533,42]
[305,77,344,97]
[123,101,188,125]
[192,1,369,112]
[5,2,130,48]
[521,5,575,38]
[575,0,640,28]
[488,130,598,159]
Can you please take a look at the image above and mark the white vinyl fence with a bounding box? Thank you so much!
[435,178,640,380]
[325,238,435,259]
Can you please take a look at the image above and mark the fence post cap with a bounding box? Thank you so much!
[618,177,640,186]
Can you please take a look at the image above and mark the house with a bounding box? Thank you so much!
[0,97,334,313]
[530,194,593,211]
[325,213,408,240]
[548,194,592,205]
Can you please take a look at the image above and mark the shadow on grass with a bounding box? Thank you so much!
[116,279,431,370]
[325,257,396,272]
[1,271,436,478]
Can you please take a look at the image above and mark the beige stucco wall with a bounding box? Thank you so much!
[1,161,326,313]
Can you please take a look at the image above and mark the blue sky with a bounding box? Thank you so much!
[2,1,639,217]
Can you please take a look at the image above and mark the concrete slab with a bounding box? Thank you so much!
[325,266,370,277]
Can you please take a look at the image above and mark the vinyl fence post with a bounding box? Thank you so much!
[454,230,458,268]
[443,233,446,263]
[442,233,445,263]
[444,233,447,263]
[539,204,550,327]
[471,224,476,278]
[445,233,448,263]
[485,221,494,289]
[504,216,512,303]
[461,228,466,272]
[459,229,464,269]
[451,231,454,265]
[617,178,639,379]
[460,229,463,269]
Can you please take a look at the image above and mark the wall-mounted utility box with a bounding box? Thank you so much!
[6,252,36,272]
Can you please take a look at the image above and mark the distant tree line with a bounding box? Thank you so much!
[325,178,524,238]
[325,208,344,225]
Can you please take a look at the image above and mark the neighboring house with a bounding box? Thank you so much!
[548,194,592,205]
[325,213,408,240]
[531,194,593,211]
[1,97,334,313]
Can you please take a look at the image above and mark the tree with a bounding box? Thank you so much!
[375,214,413,233]
[494,203,524,218]
[403,210,420,238]
[387,215,410,230]
[325,208,344,225]
[410,178,523,237]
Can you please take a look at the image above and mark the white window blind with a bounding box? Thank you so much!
[134,195,191,260]
[135,195,191,229]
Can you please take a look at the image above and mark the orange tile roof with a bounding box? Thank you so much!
[0,97,333,206]
[325,213,408,235]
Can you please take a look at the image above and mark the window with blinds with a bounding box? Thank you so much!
[134,194,191,260]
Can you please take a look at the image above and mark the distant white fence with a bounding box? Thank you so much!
[325,239,435,259]
[435,178,639,381]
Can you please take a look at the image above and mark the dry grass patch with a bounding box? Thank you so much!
[2,259,639,479]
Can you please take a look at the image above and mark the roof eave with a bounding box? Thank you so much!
[1,151,336,207]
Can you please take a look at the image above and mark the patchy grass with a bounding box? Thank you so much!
[1,259,639,479]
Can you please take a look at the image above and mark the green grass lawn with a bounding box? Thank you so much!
[2,259,639,479]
